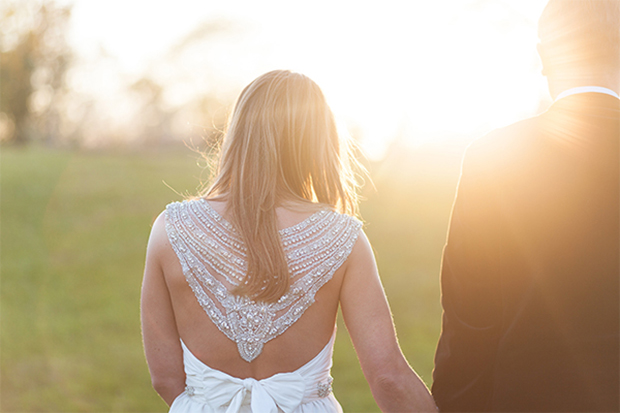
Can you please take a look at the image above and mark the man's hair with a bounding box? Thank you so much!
[538,0,620,73]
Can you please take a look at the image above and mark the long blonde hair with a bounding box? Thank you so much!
[204,70,362,303]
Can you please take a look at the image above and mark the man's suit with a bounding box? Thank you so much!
[432,92,620,412]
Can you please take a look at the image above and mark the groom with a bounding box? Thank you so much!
[432,0,619,411]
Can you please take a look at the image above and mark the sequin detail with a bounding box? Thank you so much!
[317,377,333,398]
[165,199,362,362]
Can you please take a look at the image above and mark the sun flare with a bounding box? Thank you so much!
[69,0,549,157]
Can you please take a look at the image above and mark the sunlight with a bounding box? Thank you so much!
[68,0,549,158]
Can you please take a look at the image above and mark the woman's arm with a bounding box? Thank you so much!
[340,231,438,413]
[140,212,186,406]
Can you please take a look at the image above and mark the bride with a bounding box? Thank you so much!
[141,70,437,412]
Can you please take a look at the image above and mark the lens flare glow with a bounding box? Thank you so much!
[69,0,549,158]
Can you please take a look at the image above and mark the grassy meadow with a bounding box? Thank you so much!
[1,141,466,412]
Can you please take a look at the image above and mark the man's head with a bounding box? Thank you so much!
[538,0,619,94]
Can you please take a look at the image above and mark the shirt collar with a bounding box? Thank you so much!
[556,86,620,101]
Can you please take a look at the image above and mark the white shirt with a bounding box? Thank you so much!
[556,86,620,101]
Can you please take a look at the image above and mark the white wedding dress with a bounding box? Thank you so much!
[165,199,362,413]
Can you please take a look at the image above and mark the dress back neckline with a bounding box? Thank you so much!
[165,199,361,362]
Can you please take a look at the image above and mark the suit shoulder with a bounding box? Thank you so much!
[463,115,543,174]
[468,115,542,157]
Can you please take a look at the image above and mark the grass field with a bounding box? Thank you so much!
[1,141,466,412]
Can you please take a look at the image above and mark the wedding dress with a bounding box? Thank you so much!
[165,199,362,412]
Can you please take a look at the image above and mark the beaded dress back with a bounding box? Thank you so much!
[165,199,362,362]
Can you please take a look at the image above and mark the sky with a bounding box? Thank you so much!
[67,0,549,158]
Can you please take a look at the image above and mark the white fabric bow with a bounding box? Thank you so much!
[198,371,306,413]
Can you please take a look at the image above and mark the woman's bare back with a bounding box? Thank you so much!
[155,199,358,379]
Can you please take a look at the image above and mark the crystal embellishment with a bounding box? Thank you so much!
[165,199,362,362]
[317,377,333,398]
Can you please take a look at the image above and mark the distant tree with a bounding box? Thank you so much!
[129,76,175,145]
[0,0,72,144]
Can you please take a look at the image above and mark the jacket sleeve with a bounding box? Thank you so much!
[431,141,504,412]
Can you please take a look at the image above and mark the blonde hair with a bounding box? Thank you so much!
[204,70,362,302]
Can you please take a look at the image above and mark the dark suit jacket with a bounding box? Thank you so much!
[432,93,620,412]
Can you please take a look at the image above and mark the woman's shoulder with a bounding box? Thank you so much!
[328,211,363,234]
[145,210,175,262]
[164,197,204,212]
[323,208,363,230]
[279,200,362,225]
[164,198,218,227]
[162,197,363,242]
[278,207,362,238]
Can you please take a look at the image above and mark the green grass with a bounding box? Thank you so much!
[1,142,465,412]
